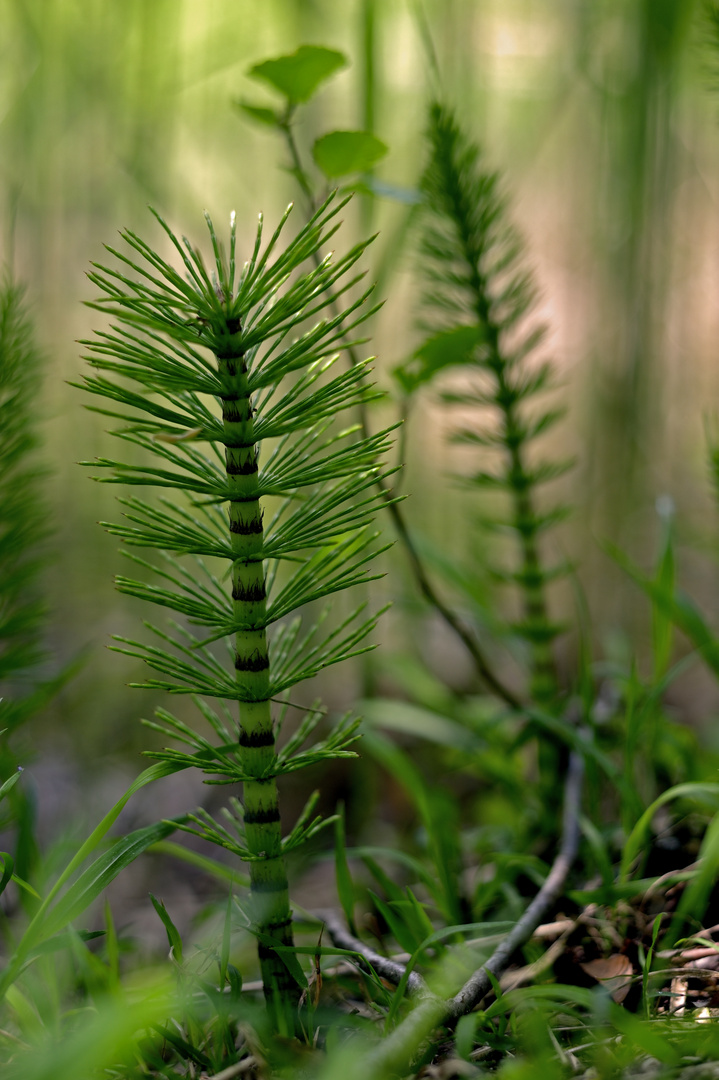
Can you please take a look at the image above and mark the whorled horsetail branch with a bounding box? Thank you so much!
[78,192,395,1020]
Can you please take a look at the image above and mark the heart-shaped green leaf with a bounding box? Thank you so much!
[312,130,388,178]
[248,45,347,105]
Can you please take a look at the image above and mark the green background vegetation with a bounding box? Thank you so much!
[5,1,719,1075]
[0,1,715,745]
[3,1,718,759]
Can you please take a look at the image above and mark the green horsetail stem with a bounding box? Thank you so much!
[484,338,557,706]
[216,325,297,1010]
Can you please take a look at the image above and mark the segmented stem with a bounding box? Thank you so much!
[216,321,298,1011]
[482,324,556,704]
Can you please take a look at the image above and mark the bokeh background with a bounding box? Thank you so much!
[3,0,719,870]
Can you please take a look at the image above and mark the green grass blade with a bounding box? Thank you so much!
[0,763,188,1000]
[38,817,186,944]
[334,802,357,935]
[620,782,719,883]
[150,893,184,964]
[667,808,719,947]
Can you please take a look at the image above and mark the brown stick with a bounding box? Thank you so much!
[383,495,523,709]
[315,910,429,998]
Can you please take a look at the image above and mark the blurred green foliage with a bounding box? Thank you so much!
[0,0,715,741]
[2,2,719,1070]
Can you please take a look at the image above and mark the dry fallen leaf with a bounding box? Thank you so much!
[579,954,634,1003]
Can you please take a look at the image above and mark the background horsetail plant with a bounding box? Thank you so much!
[0,282,47,696]
[79,192,393,1025]
[0,281,51,885]
[400,103,570,704]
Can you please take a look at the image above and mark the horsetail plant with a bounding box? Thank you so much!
[408,103,569,704]
[0,281,50,884]
[0,281,47,694]
[79,192,393,1024]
